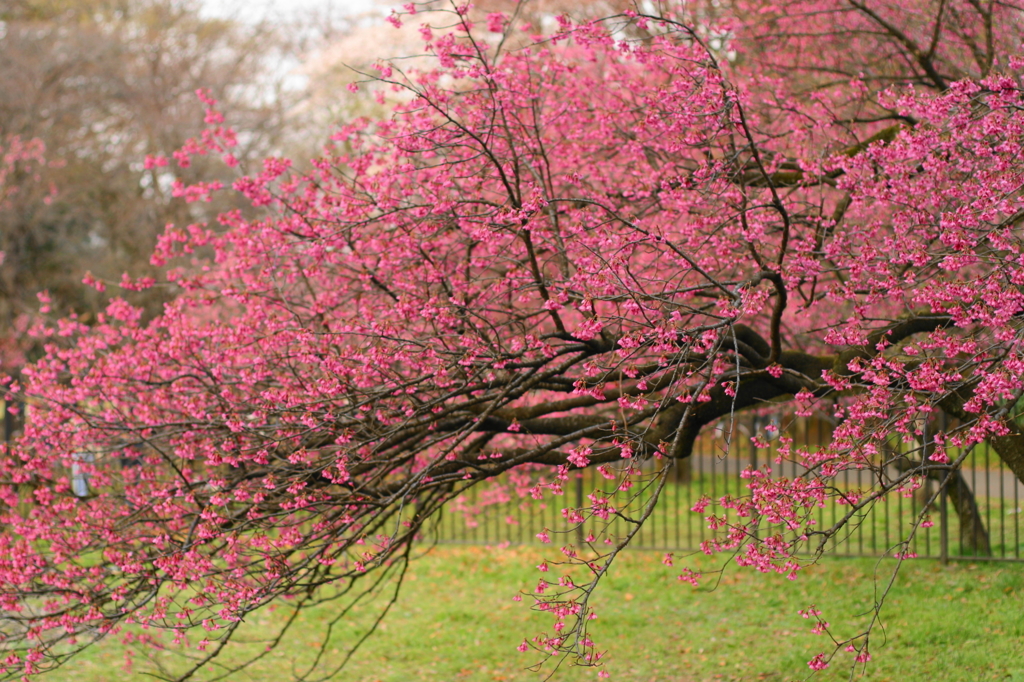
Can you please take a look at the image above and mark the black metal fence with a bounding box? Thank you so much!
[4,398,1021,562]
[431,416,1024,562]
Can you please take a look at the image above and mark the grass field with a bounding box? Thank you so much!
[46,546,1024,682]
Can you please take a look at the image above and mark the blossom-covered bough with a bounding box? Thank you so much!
[2,1,1024,678]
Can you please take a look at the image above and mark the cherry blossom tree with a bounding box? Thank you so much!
[2,0,1024,679]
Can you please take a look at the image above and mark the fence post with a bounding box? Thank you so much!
[3,398,12,446]
[3,370,21,446]
[748,414,760,542]
[938,412,949,565]
[749,414,758,472]
[575,469,585,547]
[939,480,949,564]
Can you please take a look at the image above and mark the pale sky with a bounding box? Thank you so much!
[197,0,391,95]
[199,0,382,24]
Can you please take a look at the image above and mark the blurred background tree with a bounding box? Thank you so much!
[0,0,302,368]
[0,0,638,359]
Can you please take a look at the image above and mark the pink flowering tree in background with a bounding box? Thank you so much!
[1,0,1024,678]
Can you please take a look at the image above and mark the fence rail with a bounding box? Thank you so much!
[4,400,1022,562]
[431,416,1024,562]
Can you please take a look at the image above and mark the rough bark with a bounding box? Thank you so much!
[946,471,992,556]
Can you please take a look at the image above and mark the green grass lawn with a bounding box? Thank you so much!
[46,546,1024,682]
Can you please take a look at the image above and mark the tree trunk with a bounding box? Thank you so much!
[945,469,992,556]
[940,390,1024,487]
[894,451,992,557]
